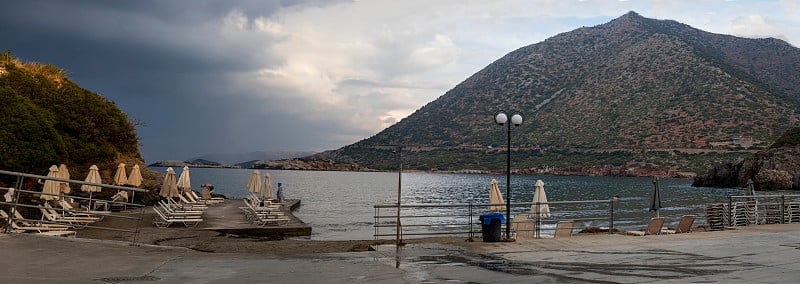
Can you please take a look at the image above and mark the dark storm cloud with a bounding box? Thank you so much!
[1,0,349,162]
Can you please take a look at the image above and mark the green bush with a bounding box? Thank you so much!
[0,53,141,177]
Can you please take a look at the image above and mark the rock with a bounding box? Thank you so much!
[694,145,800,190]
[755,169,793,190]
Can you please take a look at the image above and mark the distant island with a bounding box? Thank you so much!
[149,158,369,172]
[148,159,241,168]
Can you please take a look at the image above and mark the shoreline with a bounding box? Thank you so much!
[74,200,470,255]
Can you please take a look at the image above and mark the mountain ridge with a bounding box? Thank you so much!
[309,11,800,174]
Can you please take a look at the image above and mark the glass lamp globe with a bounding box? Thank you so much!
[511,114,523,126]
[495,113,508,125]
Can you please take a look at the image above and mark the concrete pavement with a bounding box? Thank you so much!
[2,224,800,283]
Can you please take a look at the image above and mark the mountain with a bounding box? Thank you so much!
[310,12,800,174]
[190,150,316,165]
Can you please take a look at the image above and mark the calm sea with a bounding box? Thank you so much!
[153,167,756,240]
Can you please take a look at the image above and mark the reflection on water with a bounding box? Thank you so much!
[152,167,755,240]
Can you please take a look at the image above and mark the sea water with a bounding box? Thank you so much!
[153,167,754,240]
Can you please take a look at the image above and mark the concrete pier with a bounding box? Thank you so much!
[200,199,312,237]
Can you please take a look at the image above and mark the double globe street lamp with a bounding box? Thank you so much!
[494,111,523,239]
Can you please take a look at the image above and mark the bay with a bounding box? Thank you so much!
[152,167,753,240]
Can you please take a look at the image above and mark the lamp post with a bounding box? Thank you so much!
[393,147,403,246]
[494,111,523,239]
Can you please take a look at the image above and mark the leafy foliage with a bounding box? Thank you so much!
[0,87,67,173]
[0,52,140,178]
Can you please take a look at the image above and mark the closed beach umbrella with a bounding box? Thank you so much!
[531,180,551,218]
[488,179,505,212]
[160,167,179,198]
[650,176,662,217]
[113,163,127,186]
[81,165,103,207]
[40,165,60,201]
[246,170,261,194]
[126,164,143,203]
[127,165,143,187]
[260,173,273,200]
[177,166,192,192]
[57,164,71,194]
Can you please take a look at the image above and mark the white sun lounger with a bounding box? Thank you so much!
[152,206,203,228]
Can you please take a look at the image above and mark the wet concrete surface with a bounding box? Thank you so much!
[3,224,800,283]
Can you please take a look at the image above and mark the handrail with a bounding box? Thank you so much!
[374,199,617,242]
[0,169,147,245]
[721,194,800,227]
[0,169,148,193]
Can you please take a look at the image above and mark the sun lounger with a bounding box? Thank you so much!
[108,191,129,211]
[152,206,203,228]
[157,201,204,218]
[37,230,77,237]
[554,220,574,238]
[240,199,289,226]
[178,193,208,209]
[246,194,281,211]
[182,191,205,204]
[661,215,695,234]
[239,206,290,226]
[1,209,73,233]
[11,208,71,229]
[188,190,223,205]
[58,200,104,221]
[165,197,206,211]
[40,207,98,226]
[45,203,101,222]
[625,217,664,236]
[511,214,533,239]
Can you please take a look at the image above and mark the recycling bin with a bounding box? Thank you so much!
[479,212,506,242]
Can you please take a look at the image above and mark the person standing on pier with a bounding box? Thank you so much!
[276,182,285,203]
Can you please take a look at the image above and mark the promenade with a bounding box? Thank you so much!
[2,223,800,283]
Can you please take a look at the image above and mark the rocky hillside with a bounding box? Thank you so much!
[694,126,800,190]
[0,51,153,189]
[311,12,800,174]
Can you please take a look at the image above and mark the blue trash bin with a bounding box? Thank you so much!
[479,212,506,242]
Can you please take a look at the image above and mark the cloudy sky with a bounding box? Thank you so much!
[2,0,798,163]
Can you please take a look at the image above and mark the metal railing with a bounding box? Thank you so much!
[723,194,800,226]
[0,169,148,245]
[374,199,617,242]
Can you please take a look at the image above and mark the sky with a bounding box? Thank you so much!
[2,0,798,163]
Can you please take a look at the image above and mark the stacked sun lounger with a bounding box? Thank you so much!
[239,195,289,226]
[764,203,782,224]
[153,200,204,228]
[177,193,209,210]
[705,203,726,230]
[784,202,800,223]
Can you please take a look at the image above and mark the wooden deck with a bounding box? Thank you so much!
[200,199,312,237]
